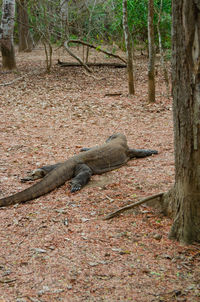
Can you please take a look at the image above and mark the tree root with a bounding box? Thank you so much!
[104,192,164,220]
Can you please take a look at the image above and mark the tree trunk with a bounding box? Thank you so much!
[167,0,200,244]
[0,0,16,70]
[122,0,135,95]
[17,0,33,52]
[148,0,155,102]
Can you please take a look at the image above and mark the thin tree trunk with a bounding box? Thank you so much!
[156,0,170,97]
[60,0,69,38]
[0,0,16,70]
[84,0,97,63]
[122,0,135,95]
[17,0,33,52]
[148,0,155,102]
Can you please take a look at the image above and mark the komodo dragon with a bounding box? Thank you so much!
[0,133,158,207]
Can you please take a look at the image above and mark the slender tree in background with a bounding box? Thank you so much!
[122,0,134,95]
[0,0,16,69]
[17,0,33,52]
[162,0,200,244]
[60,0,69,38]
[84,0,97,63]
[148,0,155,102]
[156,0,170,97]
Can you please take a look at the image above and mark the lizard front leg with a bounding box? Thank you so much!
[71,164,92,192]
[21,163,62,182]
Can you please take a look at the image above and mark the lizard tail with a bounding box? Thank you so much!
[0,162,74,207]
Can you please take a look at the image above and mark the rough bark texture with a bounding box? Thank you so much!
[17,0,33,52]
[148,0,155,102]
[0,0,16,69]
[168,0,200,244]
[122,0,135,95]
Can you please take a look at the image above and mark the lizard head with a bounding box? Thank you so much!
[106,133,126,143]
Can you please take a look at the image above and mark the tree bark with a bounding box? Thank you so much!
[0,0,16,69]
[148,0,155,102]
[167,0,200,244]
[122,0,135,95]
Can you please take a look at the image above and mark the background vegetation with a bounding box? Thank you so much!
[0,0,171,51]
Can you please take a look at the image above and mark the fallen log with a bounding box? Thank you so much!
[57,60,127,68]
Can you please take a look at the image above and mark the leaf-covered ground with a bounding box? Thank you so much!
[0,47,199,301]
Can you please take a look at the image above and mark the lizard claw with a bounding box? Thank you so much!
[20,177,34,183]
[71,184,81,193]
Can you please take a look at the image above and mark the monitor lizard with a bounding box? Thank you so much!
[0,133,158,207]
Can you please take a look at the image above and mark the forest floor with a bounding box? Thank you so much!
[0,46,199,302]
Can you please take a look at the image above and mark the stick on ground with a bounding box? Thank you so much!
[104,192,164,220]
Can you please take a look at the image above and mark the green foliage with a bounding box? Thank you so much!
[2,0,171,52]
[154,0,171,49]
[103,0,171,50]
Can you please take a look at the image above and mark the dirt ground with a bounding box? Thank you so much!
[0,46,199,302]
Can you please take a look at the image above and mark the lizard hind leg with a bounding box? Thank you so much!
[128,148,158,158]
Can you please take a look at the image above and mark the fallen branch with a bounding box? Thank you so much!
[57,60,127,68]
[104,93,122,96]
[0,278,16,283]
[104,192,164,220]
[64,41,93,73]
[63,39,127,74]
[65,39,127,64]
